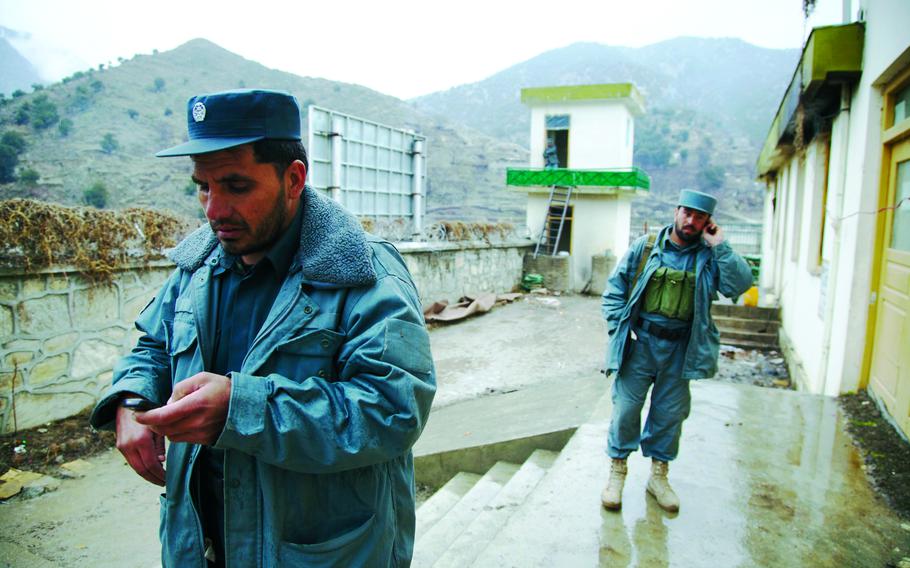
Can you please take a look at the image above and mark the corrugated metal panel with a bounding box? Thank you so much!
[307,105,426,218]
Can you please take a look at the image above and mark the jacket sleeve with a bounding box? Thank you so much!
[89,270,182,430]
[214,270,436,475]
[712,241,754,299]
[601,240,639,335]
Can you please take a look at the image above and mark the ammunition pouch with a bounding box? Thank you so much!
[642,267,696,321]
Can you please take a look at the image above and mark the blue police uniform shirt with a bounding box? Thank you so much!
[202,204,304,478]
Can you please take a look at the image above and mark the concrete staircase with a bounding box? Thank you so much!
[711,303,780,350]
[413,409,615,568]
[413,450,559,567]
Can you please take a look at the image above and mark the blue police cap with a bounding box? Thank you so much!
[678,189,717,215]
[156,89,301,157]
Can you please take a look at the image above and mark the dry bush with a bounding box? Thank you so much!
[0,199,194,281]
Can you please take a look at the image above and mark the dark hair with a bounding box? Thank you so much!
[252,139,309,179]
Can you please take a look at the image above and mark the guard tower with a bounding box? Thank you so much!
[507,83,649,293]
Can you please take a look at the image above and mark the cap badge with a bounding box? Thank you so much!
[192,102,206,122]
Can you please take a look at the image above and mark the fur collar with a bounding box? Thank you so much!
[167,185,377,287]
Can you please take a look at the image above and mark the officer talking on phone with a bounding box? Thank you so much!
[599,189,753,513]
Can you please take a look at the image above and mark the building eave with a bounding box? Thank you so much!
[756,22,865,179]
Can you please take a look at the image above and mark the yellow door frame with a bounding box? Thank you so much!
[861,66,910,389]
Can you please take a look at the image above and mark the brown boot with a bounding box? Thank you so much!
[646,459,680,512]
[601,458,627,510]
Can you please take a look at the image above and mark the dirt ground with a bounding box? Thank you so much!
[840,390,910,520]
[0,409,114,478]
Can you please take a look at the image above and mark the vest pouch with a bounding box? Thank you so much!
[642,267,667,314]
[657,268,688,319]
[676,270,696,321]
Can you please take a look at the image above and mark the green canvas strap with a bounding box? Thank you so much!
[631,232,657,296]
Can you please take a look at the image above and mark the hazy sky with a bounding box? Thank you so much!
[1,0,846,99]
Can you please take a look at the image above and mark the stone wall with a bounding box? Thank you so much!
[0,263,173,433]
[522,253,571,292]
[398,240,534,304]
[0,241,532,432]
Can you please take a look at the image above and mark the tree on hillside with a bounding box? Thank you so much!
[84,181,109,208]
[58,118,73,137]
[100,133,119,154]
[0,145,19,183]
[153,77,166,92]
[1,131,27,154]
[14,105,30,126]
[18,168,39,186]
[11,90,25,99]
[696,165,725,192]
[30,95,59,129]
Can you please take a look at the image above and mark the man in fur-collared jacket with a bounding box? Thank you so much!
[90,90,436,567]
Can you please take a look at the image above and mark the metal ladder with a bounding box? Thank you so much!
[533,185,574,258]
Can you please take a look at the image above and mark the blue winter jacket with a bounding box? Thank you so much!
[90,186,436,567]
[601,224,753,380]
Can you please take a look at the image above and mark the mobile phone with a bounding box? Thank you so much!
[121,397,161,411]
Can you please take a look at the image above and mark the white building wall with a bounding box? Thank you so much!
[765,0,910,395]
[775,152,827,392]
[760,184,776,292]
[526,193,633,292]
[528,102,634,169]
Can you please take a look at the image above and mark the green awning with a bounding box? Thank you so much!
[757,22,864,179]
[506,167,650,193]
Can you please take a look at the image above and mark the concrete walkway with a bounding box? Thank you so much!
[416,295,910,566]
[431,380,910,566]
[1,295,908,566]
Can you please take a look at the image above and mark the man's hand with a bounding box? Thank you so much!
[116,404,166,486]
[135,372,232,446]
[702,222,725,247]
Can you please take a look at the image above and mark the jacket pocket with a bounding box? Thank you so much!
[273,329,346,381]
[168,320,198,356]
[278,514,376,566]
[276,329,345,356]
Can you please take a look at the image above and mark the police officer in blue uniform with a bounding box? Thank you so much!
[600,189,753,512]
[91,90,436,566]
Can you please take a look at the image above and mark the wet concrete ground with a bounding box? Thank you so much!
[429,295,910,566]
[1,295,908,566]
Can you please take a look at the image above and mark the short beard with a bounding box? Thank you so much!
[674,220,701,243]
[215,183,289,257]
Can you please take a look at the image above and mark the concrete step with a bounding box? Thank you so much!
[713,315,780,333]
[415,471,482,541]
[719,337,781,350]
[471,422,609,567]
[711,303,780,320]
[432,450,559,568]
[717,327,779,346]
[413,462,520,567]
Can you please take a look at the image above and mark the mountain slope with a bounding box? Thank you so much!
[0,37,44,95]
[412,38,800,224]
[0,39,528,221]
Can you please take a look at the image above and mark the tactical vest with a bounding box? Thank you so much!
[632,233,696,322]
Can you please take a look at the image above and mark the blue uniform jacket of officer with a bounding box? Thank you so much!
[601,224,753,380]
[90,186,436,567]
